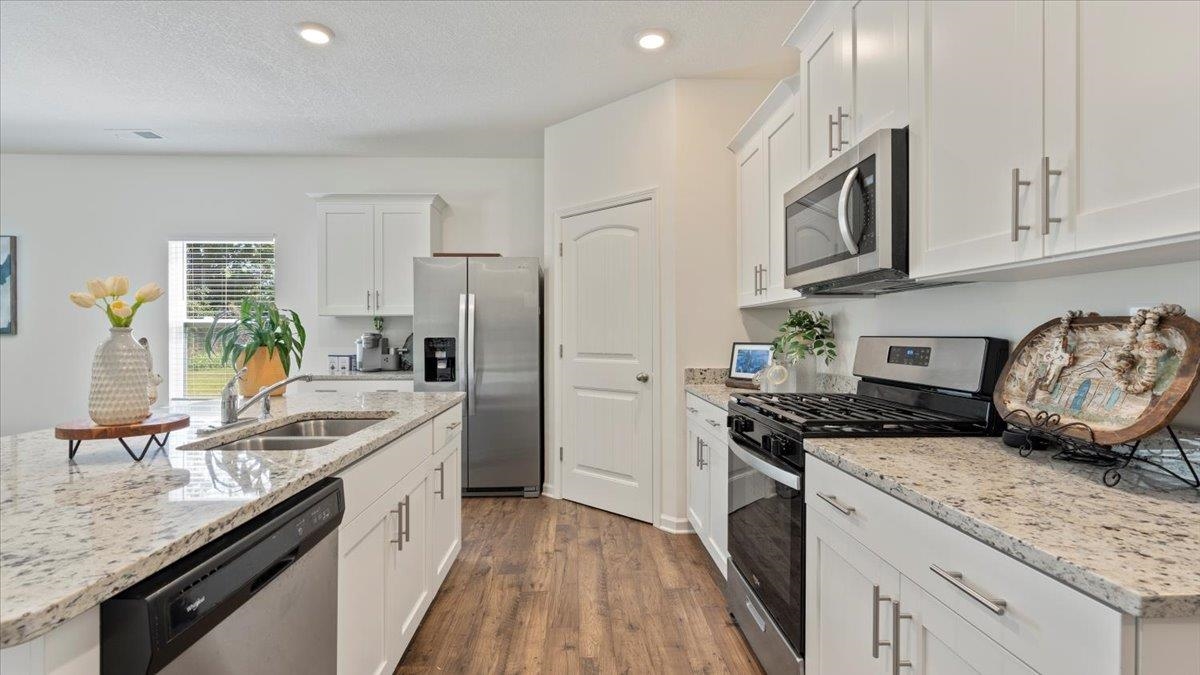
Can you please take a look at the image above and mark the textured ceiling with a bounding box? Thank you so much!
[0,0,807,157]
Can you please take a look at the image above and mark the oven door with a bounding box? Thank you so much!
[727,438,805,656]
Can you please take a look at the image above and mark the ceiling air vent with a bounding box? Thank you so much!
[107,129,164,140]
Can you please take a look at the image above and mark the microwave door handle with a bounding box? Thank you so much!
[837,166,861,255]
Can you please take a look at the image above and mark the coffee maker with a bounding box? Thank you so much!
[355,332,386,372]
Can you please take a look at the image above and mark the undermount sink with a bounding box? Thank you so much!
[256,418,382,438]
[194,418,383,452]
[206,436,343,452]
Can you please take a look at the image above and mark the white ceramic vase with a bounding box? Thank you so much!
[89,327,151,425]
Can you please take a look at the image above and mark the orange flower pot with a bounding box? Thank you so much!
[237,349,288,397]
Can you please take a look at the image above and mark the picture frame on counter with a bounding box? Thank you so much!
[728,342,773,381]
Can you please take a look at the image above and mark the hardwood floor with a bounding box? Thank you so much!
[397,497,765,674]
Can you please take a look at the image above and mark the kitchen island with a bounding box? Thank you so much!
[0,390,464,673]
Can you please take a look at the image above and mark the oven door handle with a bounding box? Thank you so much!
[837,166,861,255]
[729,440,802,490]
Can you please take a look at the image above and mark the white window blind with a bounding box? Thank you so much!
[168,240,276,399]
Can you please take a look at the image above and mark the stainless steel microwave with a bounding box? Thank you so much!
[783,127,914,295]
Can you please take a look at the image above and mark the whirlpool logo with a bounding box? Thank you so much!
[185,596,206,614]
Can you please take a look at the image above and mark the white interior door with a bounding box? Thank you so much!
[560,198,655,523]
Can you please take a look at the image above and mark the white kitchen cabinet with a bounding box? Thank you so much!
[735,134,770,306]
[798,9,852,173]
[684,394,729,576]
[317,202,377,316]
[429,434,462,587]
[335,414,460,673]
[313,193,446,317]
[764,86,804,304]
[685,423,709,540]
[337,485,395,675]
[909,0,1046,277]
[1043,0,1200,257]
[897,575,1037,675]
[909,0,1200,280]
[387,467,430,663]
[805,510,898,675]
[848,0,909,141]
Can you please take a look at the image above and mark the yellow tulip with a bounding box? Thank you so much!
[69,292,96,308]
[107,276,129,296]
[86,278,109,298]
[110,300,133,318]
[134,282,164,303]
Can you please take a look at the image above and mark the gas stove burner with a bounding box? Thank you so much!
[731,391,995,437]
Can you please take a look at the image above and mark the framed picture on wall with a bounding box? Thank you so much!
[729,342,773,381]
[0,236,14,335]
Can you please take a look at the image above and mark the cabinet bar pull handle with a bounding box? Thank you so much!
[366,290,371,311]
[1041,156,1063,235]
[375,289,380,309]
[1011,168,1032,241]
[828,113,838,157]
[929,565,1007,615]
[696,437,702,468]
[816,492,855,515]
[835,105,850,150]
[699,439,707,469]
[390,503,403,550]
[401,495,411,543]
[892,601,913,674]
[872,584,893,658]
[686,406,698,414]
[434,462,445,498]
[706,419,722,428]
[445,421,461,430]
[744,598,767,632]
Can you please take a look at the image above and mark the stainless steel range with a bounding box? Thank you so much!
[724,336,1009,674]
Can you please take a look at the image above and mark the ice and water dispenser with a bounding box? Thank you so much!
[423,337,457,382]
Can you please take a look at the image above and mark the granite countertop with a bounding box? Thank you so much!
[0,391,463,647]
[685,384,753,409]
[805,435,1200,618]
[309,371,413,381]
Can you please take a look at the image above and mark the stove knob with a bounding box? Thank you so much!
[732,417,754,434]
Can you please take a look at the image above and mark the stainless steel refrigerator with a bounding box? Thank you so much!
[414,257,542,496]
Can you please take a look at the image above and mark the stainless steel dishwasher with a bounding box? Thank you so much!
[101,478,344,674]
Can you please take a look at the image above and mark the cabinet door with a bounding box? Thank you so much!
[318,203,375,316]
[912,0,1045,277]
[337,495,393,675]
[764,95,804,303]
[685,422,709,540]
[387,470,431,666]
[429,438,462,587]
[1044,0,1200,257]
[704,430,729,578]
[850,0,908,138]
[801,12,852,173]
[898,576,1037,675]
[736,135,769,306]
[374,204,429,316]
[806,510,897,675]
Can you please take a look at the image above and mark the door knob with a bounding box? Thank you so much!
[635,372,650,383]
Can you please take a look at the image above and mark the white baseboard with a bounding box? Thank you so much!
[541,482,560,499]
[657,513,693,534]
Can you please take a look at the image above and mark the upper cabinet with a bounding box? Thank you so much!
[909,0,1200,279]
[312,194,446,316]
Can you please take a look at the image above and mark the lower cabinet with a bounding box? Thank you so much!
[685,393,728,576]
[336,415,462,674]
[428,436,462,587]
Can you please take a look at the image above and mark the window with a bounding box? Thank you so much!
[168,239,276,399]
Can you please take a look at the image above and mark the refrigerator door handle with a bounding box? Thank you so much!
[466,293,477,415]
[457,293,468,395]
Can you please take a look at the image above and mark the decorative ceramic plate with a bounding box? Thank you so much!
[994,313,1200,445]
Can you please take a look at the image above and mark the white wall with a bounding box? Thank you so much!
[0,154,543,435]
[741,260,1200,427]
[544,78,773,528]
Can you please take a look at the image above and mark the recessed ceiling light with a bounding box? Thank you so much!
[636,29,669,51]
[296,22,334,45]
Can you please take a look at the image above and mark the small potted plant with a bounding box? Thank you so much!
[204,298,307,397]
[763,309,837,392]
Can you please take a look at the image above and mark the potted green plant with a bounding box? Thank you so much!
[204,298,307,397]
[763,310,837,391]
